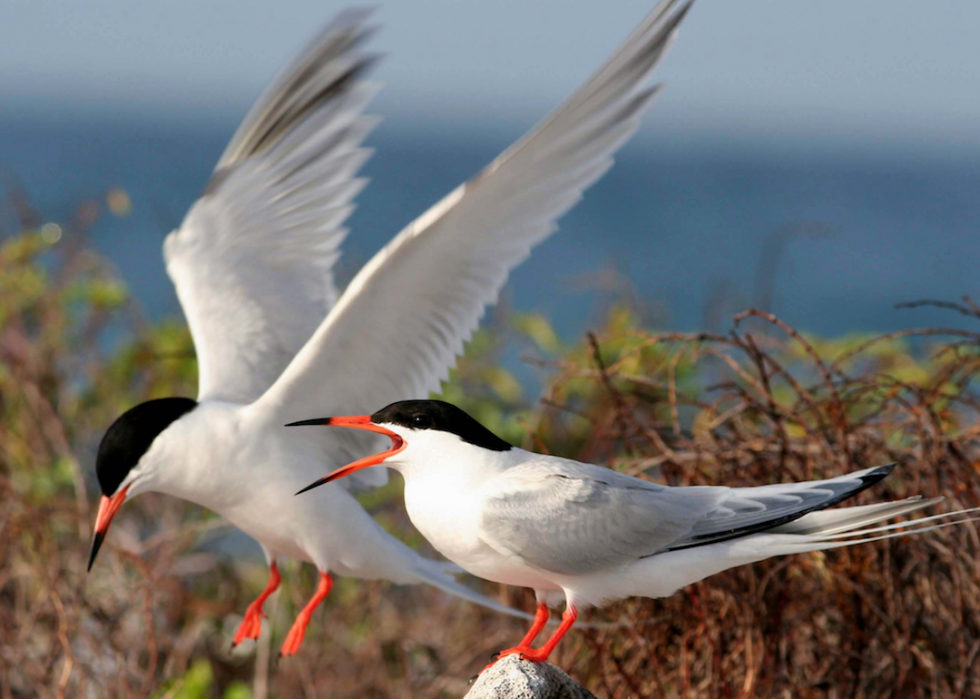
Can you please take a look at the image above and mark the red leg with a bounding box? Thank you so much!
[233,562,281,646]
[280,571,333,657]
[495,606,578,664]
[482,603,552,671]
[518,604,550,647]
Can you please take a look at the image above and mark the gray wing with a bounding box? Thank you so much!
[478,461,894,575]
[668,463,896,550]
[164,10,379,405]
[477,459,720,575]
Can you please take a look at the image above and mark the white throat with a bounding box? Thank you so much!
[130,402,244,509]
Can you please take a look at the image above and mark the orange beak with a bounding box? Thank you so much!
[88,485,129,571]
[289,415,406,495]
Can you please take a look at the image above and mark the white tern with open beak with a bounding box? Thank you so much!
[88,1,697,656]
[295,400,977,665]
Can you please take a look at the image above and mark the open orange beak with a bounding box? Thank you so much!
[288,415,406,495]
[88,485,129,571]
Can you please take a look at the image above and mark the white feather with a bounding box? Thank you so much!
[254,1,694,441]
[372,420,975,611]
[164,10,379,405]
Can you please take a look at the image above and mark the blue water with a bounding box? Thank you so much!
[2,113,979,341]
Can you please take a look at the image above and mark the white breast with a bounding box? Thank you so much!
[400,445,560,592]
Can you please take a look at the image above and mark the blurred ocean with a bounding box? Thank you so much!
[2,113,978,340]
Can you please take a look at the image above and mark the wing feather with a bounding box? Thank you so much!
[164,10,379,404]
[256,1,695,431]
[478,459,718,575]
[477,462,896,575]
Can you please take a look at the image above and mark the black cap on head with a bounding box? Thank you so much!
[96,398,198,496]
[371,400,512,452]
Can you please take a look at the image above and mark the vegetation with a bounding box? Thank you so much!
[2,192,979,698]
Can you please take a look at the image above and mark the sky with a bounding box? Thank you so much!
[2,1,979,153]
[1,1,977,343]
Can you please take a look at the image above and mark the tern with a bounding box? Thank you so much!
[294,400,977,665]
[88,1,697,656]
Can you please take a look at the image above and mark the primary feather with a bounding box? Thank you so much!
[164,10,379,406]
[255,0,695,444]
[476,460,902,575]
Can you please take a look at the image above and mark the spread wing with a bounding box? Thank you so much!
[256,0,695,434]
[163,10,379,404]
[477,461,893,575]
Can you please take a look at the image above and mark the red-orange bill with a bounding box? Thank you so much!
[88,485,129,571]
[288,416,406,495]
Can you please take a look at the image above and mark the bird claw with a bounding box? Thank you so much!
[468,675,479,685]
[233,607,265,646]
[495,646,546,662]
[279,622,307,657]
[481,650,511,673]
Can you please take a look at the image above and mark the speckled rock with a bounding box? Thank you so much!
[464,656,597,699]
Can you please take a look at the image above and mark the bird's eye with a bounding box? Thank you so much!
[411,414,431,429]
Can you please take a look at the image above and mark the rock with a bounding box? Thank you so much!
[464,655,597,699]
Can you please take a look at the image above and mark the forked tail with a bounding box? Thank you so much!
[767,495,979,553]
[626,467,979,600]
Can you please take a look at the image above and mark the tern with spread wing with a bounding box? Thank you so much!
[295,400,977,665]
[88,2,697,656]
